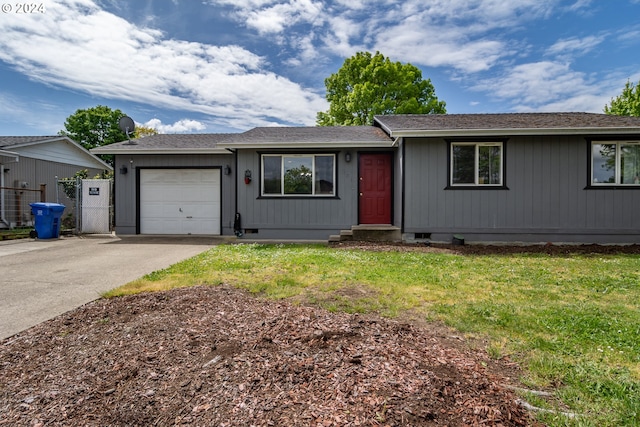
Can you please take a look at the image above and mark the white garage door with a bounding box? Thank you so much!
[140,169,221,235]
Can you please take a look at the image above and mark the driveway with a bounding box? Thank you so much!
[0,234,224,340]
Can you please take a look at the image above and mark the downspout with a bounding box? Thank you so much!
[225,148,239,236]
[399,137,405,238]
[0,162,6,227]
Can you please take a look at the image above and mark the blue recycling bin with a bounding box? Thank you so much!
[30,202,66,239]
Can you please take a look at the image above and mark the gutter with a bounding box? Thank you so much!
[0,149,20,162]
[387,127,640,138]
[91,147,231,155]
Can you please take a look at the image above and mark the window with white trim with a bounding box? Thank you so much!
[450,142,503,186]
[592,141,640,185]
[262,154,335,196]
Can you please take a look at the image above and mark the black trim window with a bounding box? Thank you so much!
[450,142,503,186]
[262,154,335,196]
[592,141,640,185]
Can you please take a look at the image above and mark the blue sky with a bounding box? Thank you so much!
[1,0,639,135]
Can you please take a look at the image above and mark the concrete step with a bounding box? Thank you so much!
[329,225,401,243]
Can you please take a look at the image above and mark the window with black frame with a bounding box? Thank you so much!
[592,141,640,185]
[450,142,503,187]
[261,154,336,196]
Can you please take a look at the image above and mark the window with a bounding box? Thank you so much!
[450,142,503,186]
[592,141,640,185]
[262,154,335,196]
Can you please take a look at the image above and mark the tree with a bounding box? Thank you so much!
[604,79,640,116]
[316,51,446,126]
[59,105,128,151]
[133,125,158,139]
[284,165,312,194]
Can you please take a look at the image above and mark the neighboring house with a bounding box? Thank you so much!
[92,113,640,244]
[0,136,112,229]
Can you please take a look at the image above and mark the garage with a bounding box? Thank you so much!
[139,169,221,235]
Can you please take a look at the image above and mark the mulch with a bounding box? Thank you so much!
[330,241,640,255]
[5,241,629,426]
[1,282,538,426]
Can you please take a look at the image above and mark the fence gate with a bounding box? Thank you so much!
[80,179,112,234]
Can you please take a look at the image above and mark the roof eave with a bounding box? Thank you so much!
[217,141,394,149]
[91,148,231,155]
[389,127,640,138]
[0,149,20,162]
[6,136,113,170]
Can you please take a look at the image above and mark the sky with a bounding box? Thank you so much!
[1,0,639,136]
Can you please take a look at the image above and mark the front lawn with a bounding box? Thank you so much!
[105,243,640,426]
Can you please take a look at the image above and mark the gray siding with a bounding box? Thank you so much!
[113,154,234,235]
[403,136,640,244]
[235,149,362,240]
[1,157,105,227]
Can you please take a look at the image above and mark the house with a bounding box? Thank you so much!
[0,136,112,229]
[92,112,640,244]
[375,113,640,244]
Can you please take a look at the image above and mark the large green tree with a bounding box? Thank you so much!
[59,105,128,150]
[317,51,446,126]
[604,79,640,116]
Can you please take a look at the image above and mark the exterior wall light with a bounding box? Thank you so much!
[224,165,231,175]
[345,152,352,163]
[119,165,128,175]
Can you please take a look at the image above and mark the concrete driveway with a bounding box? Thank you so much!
[0,234,223,340]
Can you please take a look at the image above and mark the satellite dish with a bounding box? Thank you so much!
[118,115,137,144]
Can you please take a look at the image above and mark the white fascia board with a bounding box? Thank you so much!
[0,149,20,162]
[217,141,394,149]
[390,127,640,138]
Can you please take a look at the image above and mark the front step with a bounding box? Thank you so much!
[329,225,401,243]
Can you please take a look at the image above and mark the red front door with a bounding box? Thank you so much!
[359,153,392,224]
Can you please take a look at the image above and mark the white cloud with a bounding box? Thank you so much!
[367,0,561,72]
[546,35,606,57]
[190,0,632,115]
[475,61,624,113]
[142,118,206,133]
[480,61,590,103]
[211,0,323,35]
[210,0,562,73]
[0,0,327,130]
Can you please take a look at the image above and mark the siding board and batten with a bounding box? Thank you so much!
[379,113,640,244]
[93,113,640,244]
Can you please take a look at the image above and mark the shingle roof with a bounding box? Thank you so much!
[374,113,640,136]
[91,133,236,154]
[92,127,394,153]
[235,126,392,143]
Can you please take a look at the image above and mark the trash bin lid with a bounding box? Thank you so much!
[30,202,66,211]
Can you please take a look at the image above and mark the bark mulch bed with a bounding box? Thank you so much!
[7,242,628,426]
[1,282,540,426]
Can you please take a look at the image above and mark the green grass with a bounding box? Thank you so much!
[105,243,640,426]
[0,227,34,240]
